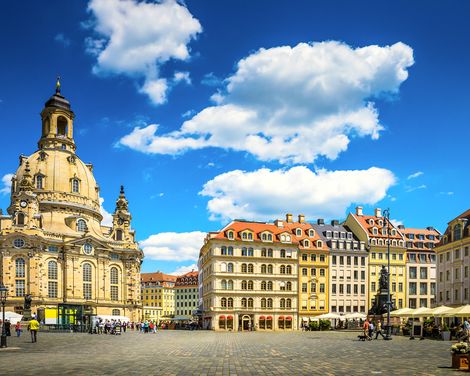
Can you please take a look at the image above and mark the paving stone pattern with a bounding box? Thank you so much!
[0,330,455,375]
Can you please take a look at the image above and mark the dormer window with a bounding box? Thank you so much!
[391,229,396,236]
[372,227,378,236]
[309,229,315,237]
[267,234,272,241]
[317,240,323,247]
[304,239,310,247]
[36,174,44,189]
[326,231,332,238]
[369,219,374,226]
[77,219,87,232]
[378,220,383,227]
[333,231,338,239]
[227,231,234,240]
[296,229,302,236]
[71,178,80,193]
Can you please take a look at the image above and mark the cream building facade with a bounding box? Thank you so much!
[0,83,143,325]
[436,208,470,306]
[199,220,298,331]
[312,220,368,315]
[399,225,440,308]
[344,207,407,310]
[175,271,198,319]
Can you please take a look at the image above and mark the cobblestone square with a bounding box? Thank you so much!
[0,330,456,375]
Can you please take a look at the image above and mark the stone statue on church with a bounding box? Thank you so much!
[379,265,389,291]
[24,294,32,309]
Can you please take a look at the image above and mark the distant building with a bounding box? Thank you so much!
[313,220,368,314]
[435,208,470,306]
[199,219,298,331]
[141,272,177,320]
[344,207,407,310]
[175,271,199,319]
[281,215,330,323]
[399,225,440,308]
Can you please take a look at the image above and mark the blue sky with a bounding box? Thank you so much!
[1,1,469,274]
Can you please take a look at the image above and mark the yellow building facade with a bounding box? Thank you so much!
[0,83,143,324]
[344,207,407,310]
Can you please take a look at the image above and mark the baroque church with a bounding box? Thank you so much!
[0,81,143,324]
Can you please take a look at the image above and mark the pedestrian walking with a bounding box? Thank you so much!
[28,317,40,343]
[375,320,385,339]
[15,321,22,337]
[369,321,375,339]
[363,319,370,340]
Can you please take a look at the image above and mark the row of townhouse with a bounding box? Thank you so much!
[198,207,441,331]
[140,271,199,322]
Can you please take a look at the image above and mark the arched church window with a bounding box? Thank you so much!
[110,267,119,301]
[83,263,92,300]
[48,260,58,298]
[57,116,68,137]
[77,219,87,232]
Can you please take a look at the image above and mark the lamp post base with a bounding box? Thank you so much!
[0,335,7,348]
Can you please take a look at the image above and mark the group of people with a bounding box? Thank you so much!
[92,319,128,335]
[0,317,40,343]
[362,318,386,340]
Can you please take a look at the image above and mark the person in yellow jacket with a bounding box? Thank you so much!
[27,318,40,343]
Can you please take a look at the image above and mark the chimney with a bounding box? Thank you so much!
[274,219,284,228]
[317,218,324,225]
[298,214,305,223]
[331,220,339,226]
[375,208,382,218]
[356,206,363,216]
[286,213,293,223]
[398,225,405,230]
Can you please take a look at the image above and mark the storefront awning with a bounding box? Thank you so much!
[259,316,266,320]
[286,316,292,321]
[266,316,273,320]
[227,315,234,320]
[219,315,226,320]
[278,316,285,320]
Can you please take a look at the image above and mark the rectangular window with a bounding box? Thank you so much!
[420,267,427,279]
[302,283,307,293]
[319,255,325,262]
[339,284,344,294]
[302,254,308,261]
[361,257,365,266]
[430,283,436,295]
[346,284,351,294]
[15,280,25,297]
[409,298,417,309]
[409,267,417,279]
[409,282,417,295]
[320,283,325,293]
[48,281,58,298]
[111,286,119,301]
[353,284,358,294]
[83,283,92,300]
[332,255,336,265]
[392,282,396,292]
[371,282,376,292]
[420,282,427,295]
[332,284,336,294]
[360,284,365,294]
[399,254,403,260]
[360,271,365,280]
[320,268,325,277]
[347,256,351,265]
[354,270,358,280]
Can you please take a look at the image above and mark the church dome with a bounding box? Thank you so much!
[13,149,100,213]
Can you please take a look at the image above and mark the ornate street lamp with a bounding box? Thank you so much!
[0,283,8,348]
[382,209,392,340]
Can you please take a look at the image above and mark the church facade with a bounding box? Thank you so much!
[0,82,143,324]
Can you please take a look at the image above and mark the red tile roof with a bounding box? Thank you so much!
[352,214,403,240]
[401,227,440,251]
[141,272,177,284]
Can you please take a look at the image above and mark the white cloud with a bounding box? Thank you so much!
[0,173,13,195]
[140,231,206,261]
[407,171,423,180]
[169,263,198,276]
[119,41,414,163]
[99,197,114,226]
[440,191,454,196]
[173,71,191,85]
[200,166,396,221]
[54,33,71,47]
[405,184,427,193]
[86,0,201,105]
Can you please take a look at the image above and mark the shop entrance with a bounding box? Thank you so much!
[241,315,252,331]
